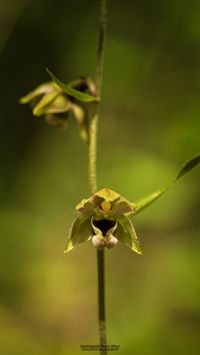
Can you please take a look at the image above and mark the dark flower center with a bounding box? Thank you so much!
[93,219,116,235]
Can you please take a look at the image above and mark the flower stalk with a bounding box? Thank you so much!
[89,1,107,353]
[89,0,107,194]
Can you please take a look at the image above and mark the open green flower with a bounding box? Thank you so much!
[65,155,200,254]
[64,187,142,254]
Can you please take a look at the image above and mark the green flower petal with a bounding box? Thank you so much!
[64,215,92,253]
[114,198,134,215]
[76,198,95,214]
[71,103,89,143]
[33,91,60,116]
[95,187,120,201]
[90,187,120,206]
[19,82,60,104]
[45,95,71,114]
[116,215,142,254]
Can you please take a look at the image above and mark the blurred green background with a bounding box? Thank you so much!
[0,0,200,354]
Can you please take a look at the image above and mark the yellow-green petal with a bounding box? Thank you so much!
[116,215,142,254]
[19,82,60,104]
[45,95,71,114]
[75,198,95,214]
[114,198,134,215]
[33,91,60,116]
[64,215,92,253]
[71,103,89,143]
[90,187,120,206]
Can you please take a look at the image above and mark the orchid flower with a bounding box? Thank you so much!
[65,155,200,254]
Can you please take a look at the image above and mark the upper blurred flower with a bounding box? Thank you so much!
[20,76,97,143]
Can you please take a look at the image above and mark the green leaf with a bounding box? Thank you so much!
[176,154,200,180]
[116,215,142,254]
[46,68,99,103]
[133,182,174,215]
[64,215,92,253]
[133,154,200,215]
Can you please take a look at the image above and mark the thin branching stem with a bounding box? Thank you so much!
[88,1,107,354]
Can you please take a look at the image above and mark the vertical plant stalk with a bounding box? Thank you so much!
[89,0,107,194]
[88,0,107,354]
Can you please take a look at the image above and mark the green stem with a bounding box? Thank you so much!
[88,110,98,193]
[89,0,107,194]
[97,249,107,353]
[88,1,107,354]
[95,0,107,95]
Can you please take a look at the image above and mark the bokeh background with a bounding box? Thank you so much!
[0,0,200,354]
